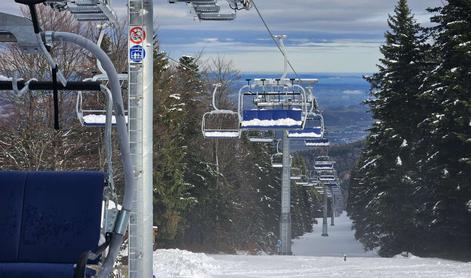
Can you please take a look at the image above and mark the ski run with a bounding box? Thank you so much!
[153,214,471,277]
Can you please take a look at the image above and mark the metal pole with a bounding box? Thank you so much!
[274,35,288,80]
[330,186,335,226]
[128,0,154,277]
[322,183,328,237]
[280,130,292,255]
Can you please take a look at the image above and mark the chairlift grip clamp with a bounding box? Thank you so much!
[113,209,130,236]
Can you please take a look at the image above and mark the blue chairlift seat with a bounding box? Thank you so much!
[241,109,302,129]
[0,171,105,278]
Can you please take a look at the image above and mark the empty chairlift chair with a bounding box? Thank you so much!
[247,130,275,143]
[305,137,330,147]
[76,92,123,127]
[288,112,324,139]
[314,159,335,171]
[201,84,241,139]
[290,167,303,180]
[318,169,337,182]
[295,174,309,186]
[271,153,284,168]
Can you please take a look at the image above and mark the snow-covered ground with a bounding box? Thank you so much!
[292,213,376,257]
[153,213,471,277]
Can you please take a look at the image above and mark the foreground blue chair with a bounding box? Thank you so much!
[0,171,105,278]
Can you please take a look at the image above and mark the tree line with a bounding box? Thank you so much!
[348,0,471,260]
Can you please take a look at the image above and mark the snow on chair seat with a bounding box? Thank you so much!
[247,130,274,143]
[82,114,129,127]
[76,89,129,128]
[305,138,330,147]
[0,171,105,278]
[288,127,323,139]
[203,130,240,138]
[314,161,335,170]
[241,109,303,129]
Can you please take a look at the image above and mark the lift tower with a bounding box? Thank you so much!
[127,0,154,277]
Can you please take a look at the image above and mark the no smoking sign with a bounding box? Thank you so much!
[130,27,146,44]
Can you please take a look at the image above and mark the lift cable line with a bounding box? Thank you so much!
[251,0,300,79]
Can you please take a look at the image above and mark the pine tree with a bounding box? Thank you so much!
[348,0,428,256]
[415,0,471,258]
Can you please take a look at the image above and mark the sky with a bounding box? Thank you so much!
[1,0,443,73]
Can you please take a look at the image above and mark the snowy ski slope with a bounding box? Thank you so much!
[153,213,471,277]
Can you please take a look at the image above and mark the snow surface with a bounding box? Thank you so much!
[292,213,376,257]
[153,214,471,277]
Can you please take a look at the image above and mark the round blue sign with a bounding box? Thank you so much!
[130,45,146,63]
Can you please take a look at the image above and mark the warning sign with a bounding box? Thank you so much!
[130,45,146,63]
[129,27,146,44]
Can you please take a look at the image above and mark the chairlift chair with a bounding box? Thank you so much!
[316,155,331,161]
[169,0,250,21]
[314,160,335,170]
[201,109,241,139]
[76,89,129,127]
[305,138,330,147]
[290,167,303,180]
[288,112,325,139]
[271,153,283,168]
[319,174,337,182]
[247,130,274,143]
[317,169,337,182]
[201,84,241,139]
[295,175,309,186]
[238,82,308,130]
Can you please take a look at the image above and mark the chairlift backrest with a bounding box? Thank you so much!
[201,84,241,139]
[0,171,104,277]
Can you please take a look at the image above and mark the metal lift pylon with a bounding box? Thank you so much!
[127,0,154,277]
